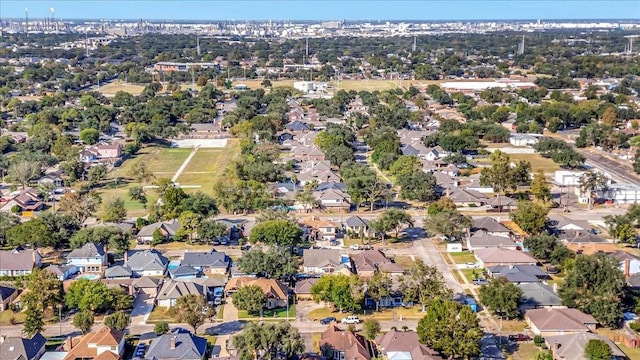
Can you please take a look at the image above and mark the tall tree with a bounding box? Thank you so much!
[9,160,41,189]
[73,310,94,334]
[530,169,552,203]
[510,201,549,235]
[232,285,267,315]
[424,210,471,240]
[399,259,452,312]
[237,247,299,279]
[479,277,523,319]
[249,220,302,251]
[584,339,612,360]
[23,308,45,337]
[417,299,482,359]
[99,197,127,223]
[363,319,381,340]
[128,186,147,208]
[233,321,305,360]
[367,269,392,312]
[480,150,517,194]
[558,253,626,327]
[104,311,130,331]
[311,274,364,312]
[170,294,214,333]
[578,170,609,210]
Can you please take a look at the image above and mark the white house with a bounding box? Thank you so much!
[509,133,542,147]
[596,184,640,204]
[66,243,107,274]
[125,250,168,277]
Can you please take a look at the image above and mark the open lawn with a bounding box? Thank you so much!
[460,268,485,283]
[514,343,544,360]
[509,153,561,172]
[597,328,640,359]
[232,79,455,92]
[308,307,394,321]
[175,139,242,195]
[146,306,176,323]
[448,252,478,264]
[98,81,146,96]
[500,319,528,332]
[238,305,296,320]
[0,310,25,326]
[392,255,415,270]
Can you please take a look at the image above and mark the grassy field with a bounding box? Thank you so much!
[98,81,146,96]
[146,306,176,323]
[392,255,415,270]
[448,252,478,264]
[509,153,561,172]
[515,343,544,360]
[0,310,25,326]
[175,140,242,195]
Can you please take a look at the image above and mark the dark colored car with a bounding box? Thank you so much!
[135,343,146,357]
[319,317,337,325]
[509,334,532,342]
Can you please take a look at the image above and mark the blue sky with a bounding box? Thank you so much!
[1,1,638,21]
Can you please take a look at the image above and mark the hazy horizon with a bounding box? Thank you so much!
[1,0,638,22]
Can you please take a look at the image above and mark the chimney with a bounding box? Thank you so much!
[124,251,129,264]
[31,250,37,265]
[624,258,631,278]
[0,335,5,343]
[170,336,176,350]
[552,340,560,357]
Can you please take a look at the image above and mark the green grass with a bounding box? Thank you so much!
[202,334,217,347]
[308,307,394,321]
[0,310,25,326]
[393,256,415,270]
[175,140,242,195]
[146,306,176,323]
[216,305,224,320]
[509,153,561,172]
[452,270,465,284]
[515,343,544,360]
[110,146,192,180]
[45,339,65,351]
[238,305,296,320]
[460,268,485,283]
[448,252,478,264]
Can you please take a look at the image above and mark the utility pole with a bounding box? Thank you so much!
[24,8,28,37]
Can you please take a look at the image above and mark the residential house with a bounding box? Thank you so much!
[0,333,46,360]
[0,286,18,311]
[181,251,230,275]
[37,174,64,188]
[168,265,199,279]
[351,250,403,278]
[125,250,168,277]
[80,143,123,164]
[66,243,107,274]
[547,215,590,232]
[474,248,537,268]
[375,330,443,360]
[294,278,319,301]
[144,333,207,360]
[344,216,374,238]
[424,148,441,161]
[544,333,626,360]
[136,220,181,244]
[0,247,42,276]
[61,325,125,360]
[1,188,44,213]
[320,324,372,360]
[302,217,340,241]
[487,265,549,283]
[44,264,78,281]
[224,277,289,309]
[609,251,640,277]
[132,277,162,297]
[509,133,540,147]
[314,189,351,210]
[303,249,343,274]
[466,231,517,251]
[156,280,206,307]
[286,120,310,132]
[449,188,488,207]
[472,217,511,238]
[525,308,598,336]
[104,266,132,280]
[518,283,564,311]
[486,196,517,212]
[557,230,606,245]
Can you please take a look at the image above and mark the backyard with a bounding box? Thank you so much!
[238,305,296,320]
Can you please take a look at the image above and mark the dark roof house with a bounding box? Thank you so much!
[0,333,46,360]
[144,333,207,360]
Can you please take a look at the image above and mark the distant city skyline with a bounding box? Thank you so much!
[1,0,638,21]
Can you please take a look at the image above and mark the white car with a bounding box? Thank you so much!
[341,316,361,324]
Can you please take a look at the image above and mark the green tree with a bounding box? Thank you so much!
[23,268,64,318]
[232,285,267,315]
[399,259,452,312]
[9,160,41,189]
[79,128,100,145]
[249,220,303,251]
[530,169,552,203]
[523,234,574,266]
[7,218,53,248]
[154,321,170,336]
[197,220,229,243]
[367,269,392,312]
[99,197,127,223]
[104,311,130,331]
[65,279,114,312]
[237,246,299,279]
[170,294,214,333]
[389,155,422,177]
[87,165,107,187]
[424,210,471,240]
[177,211,202,242]
[128,186,148,208]
[73,310,94,334]
[363,319,381,340]
[584,339,612,360]
[311,274,364,312]
[130,162,154,184]
[578,170,609,210]
[396,171,437,202]
[535,350,553,360]
[480,150,518,194]
[510,201,549,235]
[233,321,304,360]
[377,208,413,238]
[559,253,626,327]
[479,277,523,319]
[23,308,45,337]
[417,299,482,359]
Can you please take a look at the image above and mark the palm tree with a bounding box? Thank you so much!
[578,170,609,210]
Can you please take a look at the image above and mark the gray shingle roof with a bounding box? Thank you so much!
[488,265,548,283]
[472,217,511,233]
[138,220,181,237]
[518,283,562,308]
[104,265,133,278]
[303,249,341,268]
[0,333,46,360]
[67,242,105,258]
[0,248,40,272]
[345,216,370,228]
[181,252,229,268]
[169,265,199,277]
[157,280,204,301]
[126,250,168,271]
[145,333,207,360]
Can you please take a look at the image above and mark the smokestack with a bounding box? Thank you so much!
[169,336,177,350]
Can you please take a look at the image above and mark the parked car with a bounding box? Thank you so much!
[319,317,337,325]
[135,343,146,357]
[350,245,360,250]
[472,278,488,285]
[466,262,479,268]
[341,316,361,324]
[508,334,532,342]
